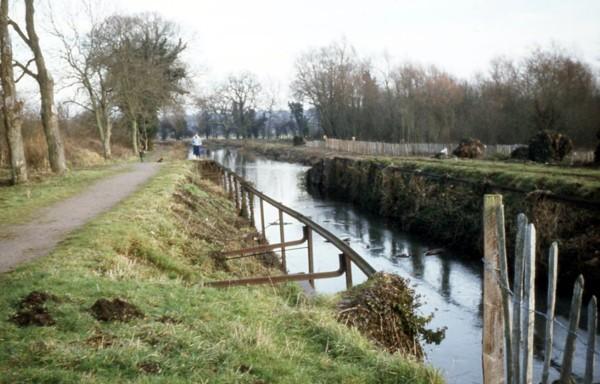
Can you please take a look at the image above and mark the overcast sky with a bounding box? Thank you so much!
[23,0,600,107]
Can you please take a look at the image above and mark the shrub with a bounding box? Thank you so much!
[292,136,306,146]
[510,146,529,160]
[528,130,573,163]
[452,138,485,159]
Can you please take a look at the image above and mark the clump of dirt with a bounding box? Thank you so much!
[138,361,161,374]
[86,328,115,349]
[9,291,58,327]
[337,272,446,359]
[90,298,144,322]
[452,138,485,159]
[157,315,182,324]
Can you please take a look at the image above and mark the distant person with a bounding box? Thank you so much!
[192,133,203,159]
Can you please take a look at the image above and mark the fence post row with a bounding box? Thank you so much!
[316,138,593,162]
[483,194,597,384]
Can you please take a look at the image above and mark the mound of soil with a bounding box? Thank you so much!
[90,298,144,322]
[138,361,161,374]
[452,138,485,159]
[337,272,445,359]
[9,291,58,327]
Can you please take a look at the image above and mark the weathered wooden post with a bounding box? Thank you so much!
[584,296,597,384]
[496,203,513,384]
[482,194,506,384]
[541,243,558,384]
[560,275,584,384]
[278,209,286,272]
[522,223,536,384]
[512,213,528,384]
[307,226,315,288]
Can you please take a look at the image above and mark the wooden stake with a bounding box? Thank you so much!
[541,242,558,384]
[482,195,505,384]
[559,275,584,384]
[584,296,597,384]
[521,223,536,384]
[512,213,528,384]
[496,204,513,384]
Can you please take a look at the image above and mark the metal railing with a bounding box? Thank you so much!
[197,160,376,289]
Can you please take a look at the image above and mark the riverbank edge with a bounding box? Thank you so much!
[207,140,600,296]
[0,160,442,383]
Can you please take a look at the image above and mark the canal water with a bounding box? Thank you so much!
[210,148,598,384]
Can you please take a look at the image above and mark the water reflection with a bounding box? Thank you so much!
[210,148,599,384]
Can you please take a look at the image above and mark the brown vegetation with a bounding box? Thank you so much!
[337,272,445,359]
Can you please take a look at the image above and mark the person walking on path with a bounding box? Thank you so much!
[192,133,203,159]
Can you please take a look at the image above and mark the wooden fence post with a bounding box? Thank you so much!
[496,203,513,384]
[482,194,506,384]
[522,223,536,384]
[560,275,584,383]
[512,213,528,384]
[541,242,558,384]
[584,296,597,384]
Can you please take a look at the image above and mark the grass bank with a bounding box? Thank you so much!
[0,160,442,383]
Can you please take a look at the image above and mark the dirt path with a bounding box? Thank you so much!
[0,162,161,273]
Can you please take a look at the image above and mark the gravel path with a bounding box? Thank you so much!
[0,162,161,273]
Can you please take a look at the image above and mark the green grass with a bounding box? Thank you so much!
[378,157,600,200]
[0,165,131,225]
[0,161,442,383]
[232,140,600,200]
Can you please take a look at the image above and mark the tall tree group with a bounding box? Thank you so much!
[0,1,188,185]
[1,0,66,184]
[291,41,600,146]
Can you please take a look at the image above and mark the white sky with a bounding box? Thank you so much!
[15,0,600,108]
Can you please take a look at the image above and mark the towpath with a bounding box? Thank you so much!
[0,162,161,273]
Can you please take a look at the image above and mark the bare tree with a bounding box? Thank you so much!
[0,0,27,183]
[10,0,66,173]
[95,14,187,153]
[52,1,114,159]
[224,72,262,138]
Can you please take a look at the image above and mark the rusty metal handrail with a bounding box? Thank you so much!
[207,160,376,279]
[206,253,348,288]
[221,226,309,258]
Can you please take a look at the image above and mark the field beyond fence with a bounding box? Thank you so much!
[307,138,595,163]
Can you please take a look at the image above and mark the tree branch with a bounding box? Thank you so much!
[13,58,37,82]
[64,99,93,113]
[7,19,32,48]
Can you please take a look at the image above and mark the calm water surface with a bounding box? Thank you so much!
[210,148,598,384]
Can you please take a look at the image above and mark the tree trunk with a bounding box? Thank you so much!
[0,0,27,184]
[131,119,139,155]
[103,118,112,159]
[24,0,66,174]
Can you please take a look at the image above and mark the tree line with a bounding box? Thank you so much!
[291,41,600,147]
[0,1,187,184]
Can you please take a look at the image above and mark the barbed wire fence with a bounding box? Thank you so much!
[482,195,597,384]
